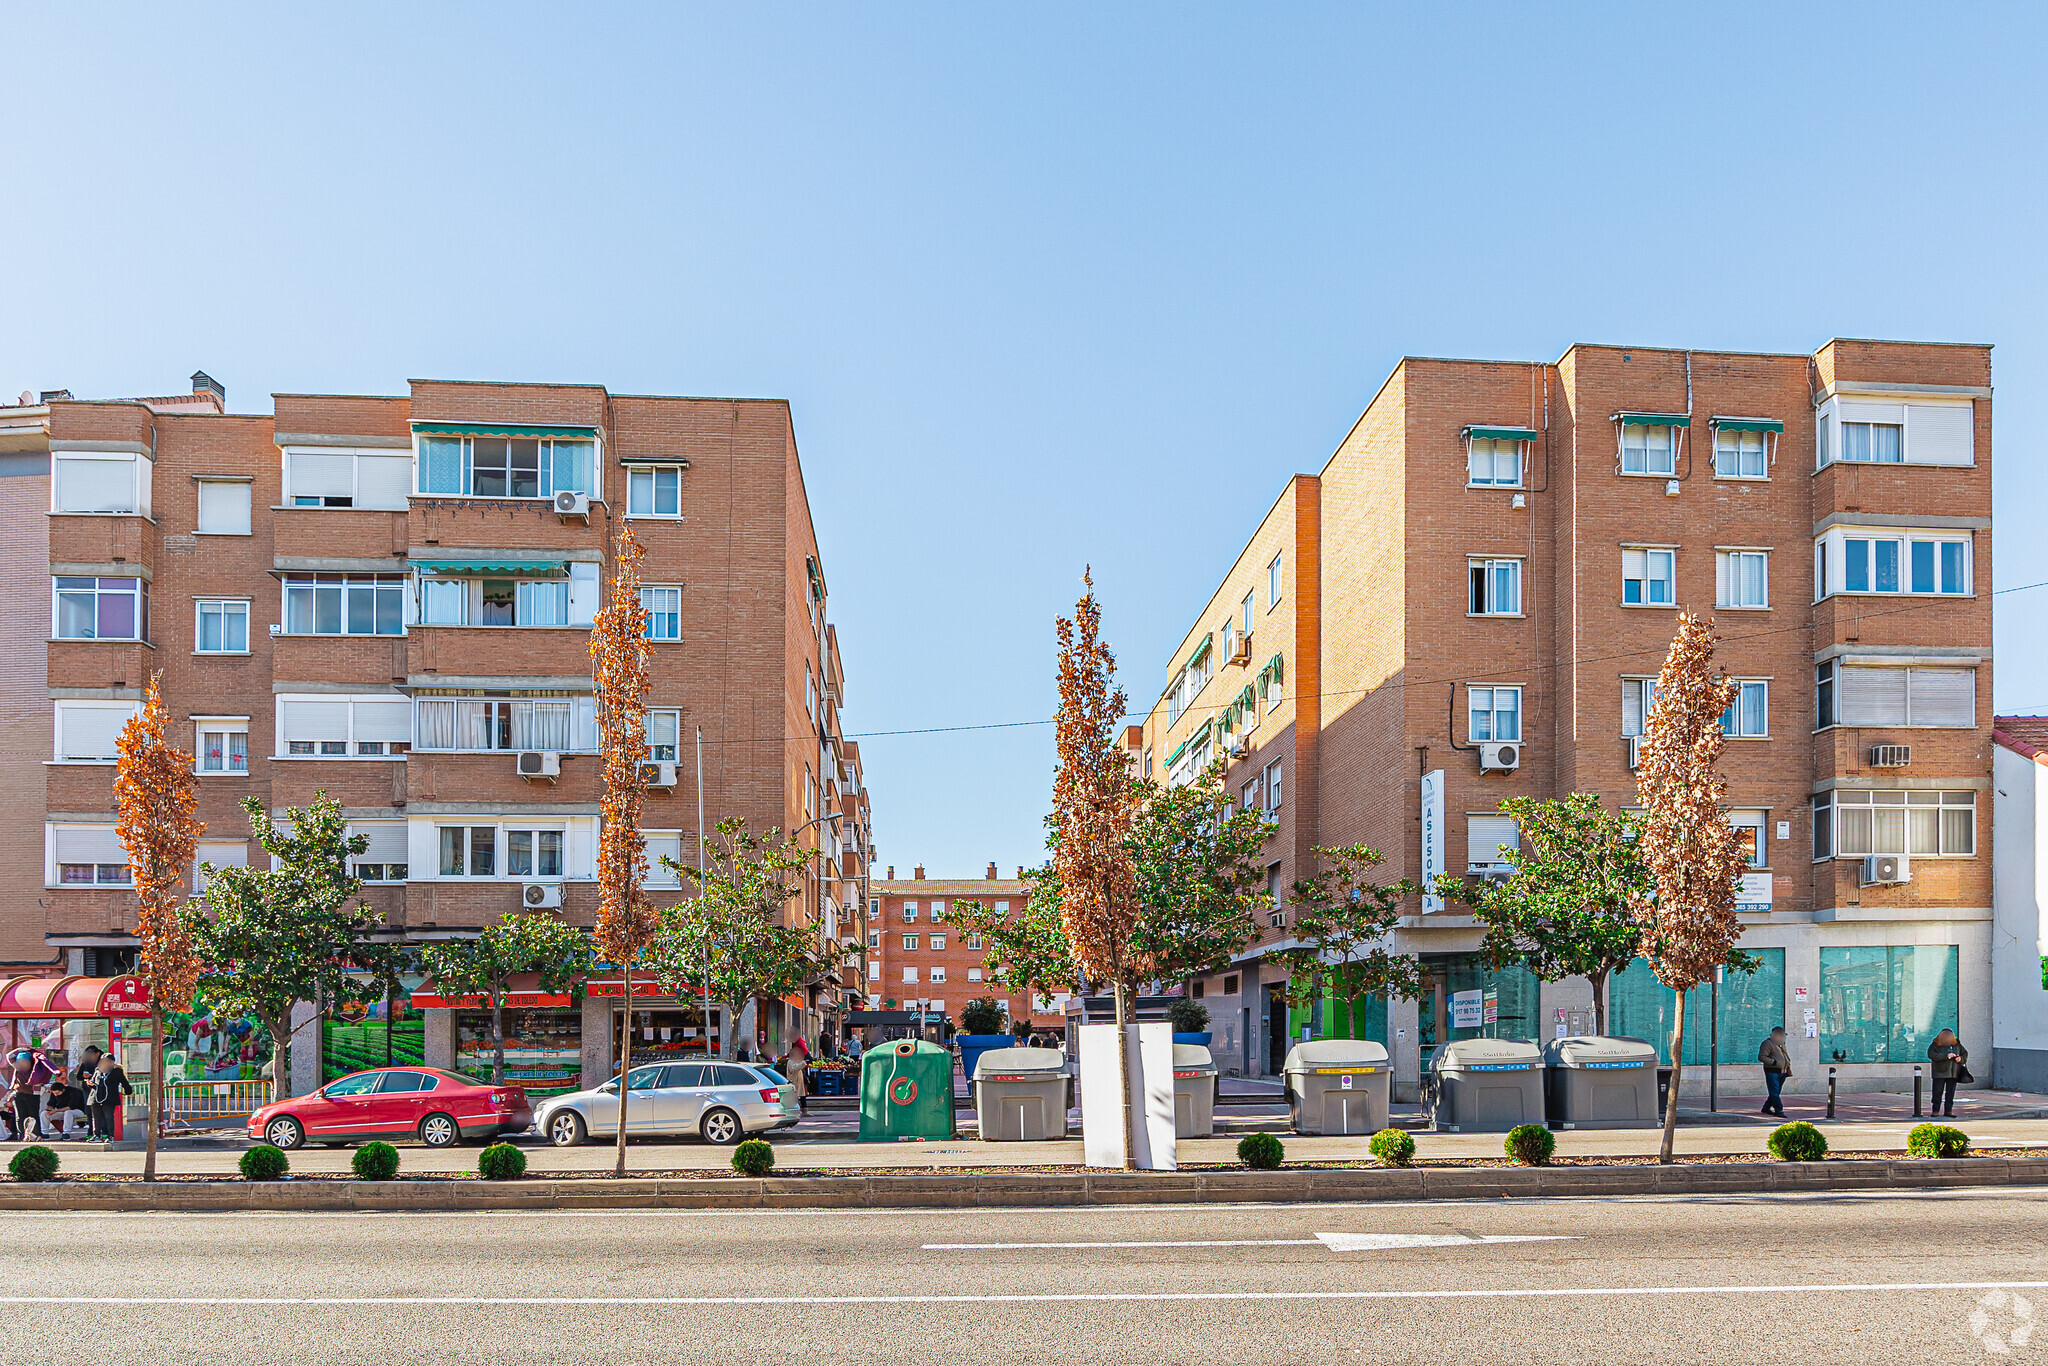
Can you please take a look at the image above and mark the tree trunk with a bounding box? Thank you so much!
[143,1006,162,1180]
[1113,979,1135,1172]
[1658,985,1685,1164]
[1590,969,1609,1039]
[491,983,506,1086]
[615,968,633,1177]
[268,1009,293,1103]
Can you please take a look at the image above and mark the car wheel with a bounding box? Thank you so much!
[546,1110,587,1147]
[264,1116,305,1150]
[699,1107,742,1145]
[419,1112,462,1148]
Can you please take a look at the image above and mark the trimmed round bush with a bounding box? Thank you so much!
[478,1142,527,1180]
[732,1138,775,1177]
[9,1145,59,1183]
[1166,997,1211,1033]
[352,1141,400,1180]
[1368,1127,1416,1168]
[1237,1132,1285,1170]
[1504,1124,1556,1166]
[240,1143,290,1181]
[1767,1120,1828,1162]
[1908,1122,1971,1158]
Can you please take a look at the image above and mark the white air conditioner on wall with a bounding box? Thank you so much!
[639,760,677,790]
[553,489,590,519]
[1861,854,1912,887]
[516,750,560,781]
[1626,735,1642,770]
[1870,744,1913,768]
[1479,741,1521,772]
[522,881,563,909]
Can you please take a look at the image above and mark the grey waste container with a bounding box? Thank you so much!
[1172,1043,1218,1137]
[1543,1035,1659,1129]
[1427,1037,1545,1132]
[1281,1039,1390,1135]
[972,1046,1071,1141]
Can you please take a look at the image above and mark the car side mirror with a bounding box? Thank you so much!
[599,1081,618,1094]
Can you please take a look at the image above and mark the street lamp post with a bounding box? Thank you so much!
[791,810,843,1057]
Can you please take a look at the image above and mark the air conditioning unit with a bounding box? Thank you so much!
[1228,740,1251,760]
[1467,861,1514,881]
[1228,639,1253,666]
[516,750,560,782]
[639,760,677,790]
[1861,854,1912,887]
[1626,735,1642,770]
[522,881,563,909]
[1871,744,1913,768]
[553,489,590,519]
[1479,741,1521,772]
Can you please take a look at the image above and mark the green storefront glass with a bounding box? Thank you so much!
[1416,955,1541,1049]
[1818,945,1958,1063]
[1608,950,1786,1065]
[1286,992,1388,1046]
[323,1016,426,1081]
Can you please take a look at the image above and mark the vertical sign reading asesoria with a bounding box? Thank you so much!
[1419,769,1445,912]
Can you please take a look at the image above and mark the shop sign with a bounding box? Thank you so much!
[1734,871,1773,913]
[1419,769,1445,912]
[1450,989,1482,1029]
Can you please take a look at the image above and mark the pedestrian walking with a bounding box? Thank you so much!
[5,1050,54,1140]
[1928,1028,1969,1117]
[1757,1026,1792,1117]
[88,1052,132,1141]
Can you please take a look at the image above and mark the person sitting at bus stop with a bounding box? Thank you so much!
[87,1052,132,1141]
[43,1074,88,1139]
[1757,1026,1792,1118]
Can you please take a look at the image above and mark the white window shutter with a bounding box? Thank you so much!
[1621,682,1642,736]
[1838,400,1905,425]
[1905,403,1973,466]
[289,452,356,499]
[1907,669,1975,727]
[568,563,599,627]
[348,823,409,865]
[1715,552,1729,606]
[197,481,252,534]
[58,702,138,760]
[281,699,351,742]
[351,699,412,744]
[355,455,414,509]
[1841,667,1909,726]
[55,826,127,864]
[1467,815,1518,869]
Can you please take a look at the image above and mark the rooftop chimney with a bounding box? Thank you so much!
[886,865,894,880]
[986,862,998,879]
[913,865,925,880]
[1016,866,1026,879]
[191,371,225,407]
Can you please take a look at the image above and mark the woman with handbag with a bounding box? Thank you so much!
[1928,1028,1969,1118]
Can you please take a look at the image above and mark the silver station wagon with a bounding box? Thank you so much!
[533,1060,800,1146]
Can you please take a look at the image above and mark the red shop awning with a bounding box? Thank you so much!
[410,971,573,1011]
[0,975,152,1019]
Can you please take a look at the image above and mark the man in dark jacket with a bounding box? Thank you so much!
[1758,1027,1792,1117]
[1928,1029,1968,1117]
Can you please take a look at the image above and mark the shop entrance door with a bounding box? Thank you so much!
[1264,984,1288,1075]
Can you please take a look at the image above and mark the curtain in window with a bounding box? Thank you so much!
[416,700,456,750]
[422,579,467,625]
[421,438,464,494]
[518,580,568,626]
[457,700,492,749]
[513,702,574,751]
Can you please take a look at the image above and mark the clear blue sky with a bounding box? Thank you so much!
[6,6,2044,877]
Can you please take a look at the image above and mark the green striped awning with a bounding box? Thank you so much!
[1614,412,1691,429]
[1464,425,1538,443]
[410,553,570,575]
[1711,417,1784,433]
[1165,737,1189,767]
[412,422,600,440]
[1184,634,1213,670]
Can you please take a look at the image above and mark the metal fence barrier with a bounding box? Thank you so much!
[163,1080,274,1122]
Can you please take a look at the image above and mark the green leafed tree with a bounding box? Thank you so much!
[646,818,819,1061]
[418,914,594,1084]
[1435,793,1654,1037]
[1127,765,1272,987]
[1274,843,1423,1021]
[951,857,1082,1018]
[189,793,408,1099]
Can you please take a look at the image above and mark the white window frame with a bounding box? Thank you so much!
[195,478,253,535]
[967,967,983,982]
[1716,549,1771,610]
[1816,397,1975,470]
[930,934,946,951]
[283,447,416,510]
[195,718,251,775]
[1268,551,1284,608]
[903,901,918,922]
[1817,661,1978,730]
[929,966,947,985]
[646,707,681,762]
[503,827,567,880]
[902,967,918,985]
[280,574,406,637]
[413,434,602,500]
[278,693,418,759]
[1711,427,1771,480]
[1812,790,1977,860]
[1263,759,1283,812]
[1729,809,1769,868]
[1620,677,1657,738]
[1465,437,1526,488]
[1466,813,1520,873]
[1468,684,1523,743]
[194,598,251,655]
[625,464,685,518]
[51,450,151,517]
[1468,557,1523,616]
[1240,590,1255,642]
[1621,547,1675,607]
[1720,679,1769,739]
[1619,423,1678,476]
[47,824,132,888]
[52,576,149,642]
[1817,529,1973,600]
[193,839,250,894]
[51,700,140,765]
[641,585,682,641]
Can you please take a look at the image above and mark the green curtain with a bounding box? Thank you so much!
[1608,950,1786,1065]
[1818,945,1958,1063]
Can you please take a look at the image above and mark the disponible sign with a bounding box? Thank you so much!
[1419,769,1445,912]
[1450,989,1483,1029]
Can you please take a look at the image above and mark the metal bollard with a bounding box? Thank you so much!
[1914,1065,1923,1118]
[1826,1066,1837,1121]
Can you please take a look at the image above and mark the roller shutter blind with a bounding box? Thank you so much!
[1841,667,1909,726]
[58,703,138,760]
[1905,403,1973,466]
[349,823,409,864]
[288,452,355,499]
[1467,815,1519,869]
[351,699,412,743]
[281,700,351,742]
[355,455,413,509]
[1907,669,1975,727]
[54,826,126,863]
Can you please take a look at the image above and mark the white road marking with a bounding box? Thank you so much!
[925,1239,1319,1249]
[1313,1232,1575,1251]
[0,1281,2042,1307]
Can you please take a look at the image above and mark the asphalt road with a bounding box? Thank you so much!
[2,1189,2043,1364]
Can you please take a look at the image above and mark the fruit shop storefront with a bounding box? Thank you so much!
[410,975,588,1098]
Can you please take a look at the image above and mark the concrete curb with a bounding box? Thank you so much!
[9,1157,2048,1212]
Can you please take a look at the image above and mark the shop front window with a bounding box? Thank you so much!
[1608,951,1786,1065]
[1817,945,1958,1064]
[456,1008,584,1096]
[1415,954,1540,1052]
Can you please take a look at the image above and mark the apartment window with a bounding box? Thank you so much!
[1240,591,1255,642]
[1729,810,1768,867]
[1620,423,1677,476]
[1467,813,1520,871]
[1716,551,1769,609]
[280,695,413,757]
[1713,429,1768,479]
[1824,531,1970,598]
[197,721,250,774]
[1818,399,1972,469]
[1466,438,1524,488]
[1266,863,1284,927]
[902,967,918,984]
[1817,662,1976,729]
[52,826,131,886]
[1242,777,1260,812]
[1620,678,1658,737]
[902,934,919,950]
[645,833,684,889]
[626,465,683,517]
[286,449,412,509]
[930,934,946,951]
[196,480,252,535]
[805,664,817,721]
[414,696,584,752]
[51,451,149,516]
[1268,552,1283,607]
[417,436,597,499]
[506,829,565,878]
[192,599,251,654]
[1220,616,1237,667]
[1622,549,1674,606]
[1468,558,1522,615]
[1720,680,1768,738]
[868,961,880,981]
[1142,747,1153,778]
[965,933,983,950]
[283,574,403,636]
[1468,685,1522,742]
[903,902,918,922]
[931,901,946,921]
[930,966,947,984]
[1263,759,1283,812]
[348,823,409,884]
[53,577,149,642]
[1841,421,1903,465]
[1812,790,1976,859]
[53,701,139,763]
[867,930,881,949]
[193,839,249,894]
[646,708,681,761]
[438,826,498,877]
[967,967,983,982]
[641,586,682,640]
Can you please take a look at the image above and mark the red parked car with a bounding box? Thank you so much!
[247,1068,533,1150]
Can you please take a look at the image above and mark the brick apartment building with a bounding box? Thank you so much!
[1139,339,1993,1100]
[868,865,1069,1035]
[0,371,872,1091]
